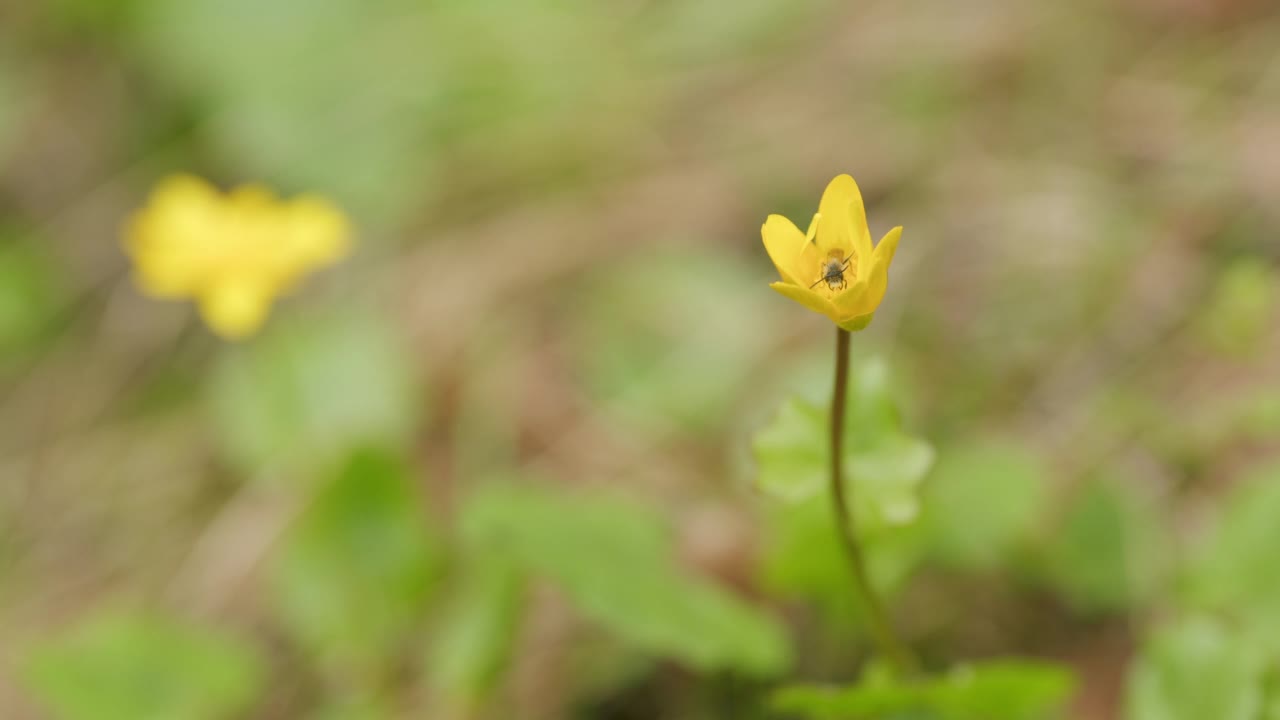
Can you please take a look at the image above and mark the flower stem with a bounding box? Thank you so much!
[830,327,916,676]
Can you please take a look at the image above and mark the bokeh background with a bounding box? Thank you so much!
[2,0,1280,718]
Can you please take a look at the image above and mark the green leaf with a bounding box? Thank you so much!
[1196,258,1278,358]
[1184,460,1280,650]
[1239,387,1280,440]
[0,235,62,357]
[753,398,828,503]
[930,662,1075,720]
[773,680,927,719]
[774,660,1073,720]
[46,0,145,31]
[462,483,789,676]
[271,449,440,679]
[427,559,524,707]
[23,611,263,720]
[1265,680,1280,720]
[1036,478,1169,612]
[760,490,926,633]
[753,358,934,529]
[1125,616,1264,720]
[208,309,419,480]
[922,440,1049,570]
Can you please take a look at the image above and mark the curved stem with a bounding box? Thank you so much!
[830,327,917,675]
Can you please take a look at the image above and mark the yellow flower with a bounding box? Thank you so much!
[761,174,902,332]
[123,175,352,339]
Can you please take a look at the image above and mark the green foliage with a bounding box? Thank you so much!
[1196,258,1278,357]
[23,611,264,720]
[754,358,934,528]
[461,483,789,676]
[16,1,1280,716]
[1237,388,1280,440]
[1183,461,1280,651]
[922,440,1049,571]
[45,0,144,31]
[844,358,937,527]
[271,449,440,679]
[756,358,932,631]
[774,660,1074,720]
[1035,478,1169,612]
[754,398,828,502]
[1125,616,1265,720]
[208,309,418,479]
[0,236,62,358]
[760,488,926,633]
[426,559,524,707]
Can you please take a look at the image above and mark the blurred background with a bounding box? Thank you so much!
[2,0,1280,718]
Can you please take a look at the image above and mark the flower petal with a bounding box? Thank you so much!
[838,313,875,332]
[833,227,901,320]
[761,214,807,285]
[769,281,838,321]
[859,226,902,314]
[816,174,872,264]
[831,277,871,316]
[198,279,273,340]
[123,175,226,298]
[285,196,353,266]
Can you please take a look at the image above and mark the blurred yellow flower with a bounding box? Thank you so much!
[124,175,351,339]
[762,174,902,332]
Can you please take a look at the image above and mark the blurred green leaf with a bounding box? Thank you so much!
[849,434,936,527]
[922,440,1049,570]
[47,0,144,32]
[23,611,263,720]
[462,483,789,676]
[774,659,1073,720]
[754,358,934,528]
[427,559,524,707]
[1036,478,1169,612]
[760,490,925,636]
[1184,460,1280,650]
[1125,616,1264,720]
[208,309,419,479]
[1196,258,1278,358]
[774,680,925,718]
[1239,388,1280,440]
[0,236,62,357]
[929,662,1075,720]
[1266,678,1280,720]
[271,448,440,679]
[753,398,827,503]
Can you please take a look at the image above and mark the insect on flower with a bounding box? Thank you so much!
[811,254,854,291]
[761,174,902,332]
